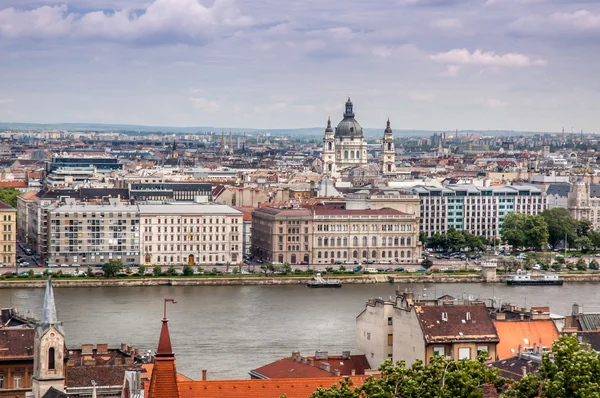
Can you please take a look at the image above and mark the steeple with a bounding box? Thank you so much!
[384,118,392,135]
[148,299,179,398]
[41,277,59,328]
[325,117,333,133]
[344,96,355,118]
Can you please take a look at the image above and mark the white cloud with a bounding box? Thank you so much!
[487,98,506,108]
[430,48,546,67]
[0,98,15,104]
[429,18,463,29]
[510,10,600,37]
[407,92,436,102]
[189,97,220,112]
[440,65,461,77]
[0,0,253,42]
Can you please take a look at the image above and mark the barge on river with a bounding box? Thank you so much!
[506,272,563,286]
[307,273,342,288]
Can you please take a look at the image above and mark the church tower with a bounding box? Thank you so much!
[32,278,65,398]
[381,118,396,175]
[322,117,336,176]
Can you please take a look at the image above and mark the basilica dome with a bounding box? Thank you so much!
[335,97,363,138]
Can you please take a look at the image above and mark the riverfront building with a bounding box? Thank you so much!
[403,184,547,238]
[252,205,421,266]
[47,198,140,267]
[0,201,17,267]
[139,203,243,266]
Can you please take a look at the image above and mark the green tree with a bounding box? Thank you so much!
[102,260,123,278]
[576,258,587,271]
[27,269,34,278]
[577,218,593,237]
[282,262,292,275]
[540,208,578,249]
[197,266,204,273]
[339,265,346,272]
[138,264,146,276]
[86,266,94,277]
[502,213,548,250]
[309,354,505,398]
[167,265,177,276]
[428,233,448,251]
[589,259,599,271]
[0,188,22,208]
[552,256,565,272]
[498,257,522,273]
[153,264,162,276]
[574,236,593,253]
[422,258,434,269]
[589,230,600,250]
[446,228,466,251]
[182,264,194,276]
[419,231,427,246]
[566,261,575,271]
[501,213,527,248]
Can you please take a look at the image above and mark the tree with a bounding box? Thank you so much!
[167,265,177,276]
[339,265,346,272]
[589,230,600,250]
[87,266,94,277]
[501,213,527,248]
[282,262,292,275]
[577,219,593,237]
[422,258,434,269]
[309,354,505,398]
[153,264,162,276]
[574,236,593,253]
[552,256,565,272]
[419,231,427,246]
[498,257,521,273]
[182,264,194,276]
[501,213,548,250]
[446,228,466,251]
[540,208,578,249]
[138,264,146,276]
[0,188,21,208]
[27,269,34,278]
[428,233,448,251]
[197,266,204,273]
[102,260,123,278]
[576,258,587,271]
[589,259,599,271]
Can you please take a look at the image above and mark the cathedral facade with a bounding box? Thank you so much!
[322,97,395,177]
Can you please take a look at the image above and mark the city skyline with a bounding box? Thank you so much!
[1,0,599,131]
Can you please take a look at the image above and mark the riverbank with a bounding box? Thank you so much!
[2,272,600,288]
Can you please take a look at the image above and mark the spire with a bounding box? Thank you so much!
[157,318,173,356]
[325,117,333,133]
[41,277,58,326]
[344,96,354,118]
[148,299,179,398]
[384,118,392,135]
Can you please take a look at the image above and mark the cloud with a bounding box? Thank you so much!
[430,48,546,67]
[429,18,463,29]
[189,97,220,112]
[407,92,436,102]
[509,10,600,37]
[486,98,506,108]
[440,65,461,77]
[0,0,253,43]
[0,98,16,104]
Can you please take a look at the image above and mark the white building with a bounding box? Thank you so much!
[139,203,243,266]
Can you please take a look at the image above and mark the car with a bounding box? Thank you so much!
[300,261,309,265]
[48,263,58,268]
[20,261,30,266]
[394,267,405,272]
[60,263,69,267]
[417,267,427,272]
[532,264,542,270]
[384,268,394,272]
[376,267,385,272]
[94,271,104,276]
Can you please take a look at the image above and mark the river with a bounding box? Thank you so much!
[0,282,596,380]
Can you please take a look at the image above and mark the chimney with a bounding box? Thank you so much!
[320,362,331,372]
[202,370,207,381]
[342,351,351,360]
[292,351,300,361]
[82,344,93,355]
[97,344,108,354]
[301,356,307,363]
[518,345,522,359]
[351,369,356,376]
[495,312,506,321]
[466,312,471,321]
[308,358,314,366]
[333,369,341,376]
[121,343,127,352]
[572,302,580,316]
[522,366,527,377]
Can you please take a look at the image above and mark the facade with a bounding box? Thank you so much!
[565,179,600,230]
[0,202,16,267]
[0,327,35,397]
[251,207,313,264]
[17,191,38,246]
[47,199,140,267]
[139,203,243,266]
[45,155,121,174]
[322,97,368,176]
[356,292,499,369]
[252,205,421,265]
[404,184,547,238]
[129,182,212,202]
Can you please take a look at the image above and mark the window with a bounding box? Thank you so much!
[387,334,393,346]
[433,346,445,357]
[367,332,371,340]
[0,375,3,388]
[458,347,471,360]
[14,375,20,389]
[48,347,56,370]
[388,317,393,325]
[477,345,488,357]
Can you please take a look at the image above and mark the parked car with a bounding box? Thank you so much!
[71,263,81,267]
[532,264,542,270]
[394,267,405,272]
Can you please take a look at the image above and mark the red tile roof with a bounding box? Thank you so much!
[0,201,16,210]
[0,328,34,360]
[494,320,558,359]
[178,376,366,398]
[250,355,370,379]
[415,303,499,344]
[0,181,27,187]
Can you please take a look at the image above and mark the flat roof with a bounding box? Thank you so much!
[138,203,241,215]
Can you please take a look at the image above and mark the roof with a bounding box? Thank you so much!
[250,354,370,379]
[493,320,559,359]
[66,365,132,388]
[0,328,34,360]
[546,184,570,197]
[148,318,180,398]
[486,356,540,381]
[42,387,68,398]
[0,201,15,210]
[415,303,499,344]
[575,331,600,351]
[138,203,240,215]
[19,190,40,200]
[178,376,367,398]
[311,208,405,216]
[578,314,600,331]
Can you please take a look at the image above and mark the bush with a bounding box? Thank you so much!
[138,264,146,276]
[589,259,599,271]
[87,267,94,277]
[167,265,177,276]
[153,265,162,277]
[102,260,123,278]
[182,264,194,276]
[576,258,587,272]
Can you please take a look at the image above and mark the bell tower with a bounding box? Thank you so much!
[322,117,336,177]
[32,278,65,398]
[381,118,396,175]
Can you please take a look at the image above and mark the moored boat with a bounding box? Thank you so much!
[506,272,563,286]
[307,273,342,288]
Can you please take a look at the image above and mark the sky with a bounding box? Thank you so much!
[1,0,599,132]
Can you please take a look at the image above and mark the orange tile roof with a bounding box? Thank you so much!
[0,181,27,187]
[20,190,40,200]
[494,320,559,359]
[178,376,366,398]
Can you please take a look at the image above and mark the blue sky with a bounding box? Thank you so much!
[1,0,599,132]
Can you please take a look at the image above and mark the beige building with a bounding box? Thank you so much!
[252,205,421,266]
[0,201,16,266]
[16,191,38,246]
[356,292,499,370]
[139,203,243,266]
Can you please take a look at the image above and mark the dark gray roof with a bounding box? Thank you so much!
[578,314,600,331]
[42,387,68,398]
[546,184,570,197]
[335,118,363,138]
[486,356,540,381]
[591,184,600,198]
[37,188,130,201]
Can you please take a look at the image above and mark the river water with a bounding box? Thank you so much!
[0,282,596,380]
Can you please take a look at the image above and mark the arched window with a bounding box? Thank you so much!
[318,252,322,258]
[394,237,399,245]
[318,238,322,246]
[407,250,411,258]
[328,142,332,150]
[394,250,398,258]
[278,254,284,263]
[304,254,310,263]
[362,237,368,246]
[382,251,386,258]
[372,250,377,258]
[337,238,342,246]
[388,164,392,172]
[344,150,349,159]
[330,251,334,258]
[343,237,348,246]
[388,142,392,151]
[362,250,367,258]
[407,238,411,245]
[356,150,360,159]
[337,251,341,258]
[401,251,405,258]
[372,237,377,246]
[351,151,355,159]
[324,238,329,246]
[389,251,392,258]
[388,237,393,245]
[324,251,329,258]
[353,237,358,246]
[401,237,405,245]
[291,254,297,264]
[353,250,359,258]
[48,347,55,370]
[343,251,347,258]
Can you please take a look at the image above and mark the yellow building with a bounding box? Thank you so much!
[0,201,17,266]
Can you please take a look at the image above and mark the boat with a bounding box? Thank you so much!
[506,272,563,286]
[307,273,342,288]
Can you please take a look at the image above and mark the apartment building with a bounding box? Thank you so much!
[47,199,140,266]
[404,184,547,238]
[252,205,421,265]
[139,203,243,266]
[0,202,17,266]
